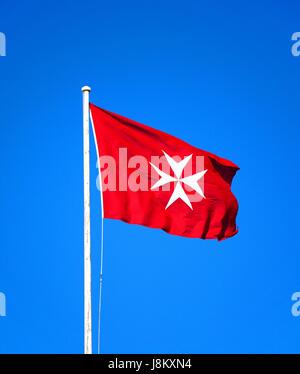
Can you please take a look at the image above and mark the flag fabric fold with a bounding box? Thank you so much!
[90,103,239,240]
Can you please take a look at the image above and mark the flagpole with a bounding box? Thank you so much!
[82,85,92,354]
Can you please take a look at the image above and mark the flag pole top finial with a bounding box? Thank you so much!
[82,86,91,92]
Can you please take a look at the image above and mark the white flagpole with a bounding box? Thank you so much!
[82,85,92,354]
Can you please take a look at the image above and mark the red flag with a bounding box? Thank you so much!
[90,103,239,240]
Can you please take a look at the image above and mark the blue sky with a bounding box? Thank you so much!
[0,0,300,353]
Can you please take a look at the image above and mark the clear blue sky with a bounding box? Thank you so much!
[0,0,300,353]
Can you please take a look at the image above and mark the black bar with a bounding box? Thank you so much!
[0,354,300,370]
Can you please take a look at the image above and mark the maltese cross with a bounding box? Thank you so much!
[149,151,207,210]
